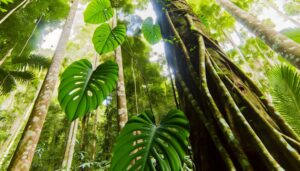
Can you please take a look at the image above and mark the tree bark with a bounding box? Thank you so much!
[216,0,300,68]
[262,0,300,27]
[152,0,300,170]
[8,0,79,170]
[112,13,128,130]
[61,119,79,171]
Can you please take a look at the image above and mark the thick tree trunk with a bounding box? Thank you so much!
[216,0,300,68]
[8,0,79,170]
[61,119,78,171]
[112,13,128,130]
[262,0,300,27]
[152,0,300,170]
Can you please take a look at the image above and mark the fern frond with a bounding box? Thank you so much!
[0,67,16,94]
[12,54,51,70]
[268,64,300,134]
[9,70,34,82]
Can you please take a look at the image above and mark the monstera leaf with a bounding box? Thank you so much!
[142,17,162,44]
[84,0,114,24]
[58,59,118,120]
[92,23,126,55]
[110,110,189,171]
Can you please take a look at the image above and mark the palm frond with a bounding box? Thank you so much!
[0,67,16,94]
[9,71,34,82]
[12,54,51,70]
[268,64,300,134]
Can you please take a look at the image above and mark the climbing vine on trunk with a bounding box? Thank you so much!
[151,0,300,170]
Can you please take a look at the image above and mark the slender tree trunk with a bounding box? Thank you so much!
[216,0,300,68]
[131,58,139,114]
[8,1,79,170]
[0,0,29,25]
[102,107,113,161]
[262,0,300,27]
[223,31,247,64]
[254,40,276,66]
[0,80,42,170]
[80,114,89,171]
[223,31,263,87]
[152,0,300,170]
[0,48,13,66]
[91,111,98,161]
[18,15,43,56]
[61,119,78,171]
[234,27,245,45]
[112,13,128,130]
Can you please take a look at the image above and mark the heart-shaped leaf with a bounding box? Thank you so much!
[142,17,162,44]
[84,0,114,24]
[58,59,118,120]
[111,109,189,171]
[92,23,126,55]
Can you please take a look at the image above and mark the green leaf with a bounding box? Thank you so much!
[84,0,114,24]
[58,59,118,121]
[268,64,300,135]
[92,23,126,55]
[110,109,189,171]
[142,17,162,45]
[281,28,300,43]
[0,68,16,94]
[12,54,50,70]
[9,71,34,82]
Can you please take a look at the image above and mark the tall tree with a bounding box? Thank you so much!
[61,119,78,171]
[112,13,128,130]
[216,0,300,68]
[262,0,300,27]
[8,0,79,170]
[151,0,300,170]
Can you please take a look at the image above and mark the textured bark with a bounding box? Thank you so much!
[216,0,300,68]
[262,0,300,27]
[8,1,79,170]
[112,13,128,130]
[152,0,300,170]
[61,119,79,171]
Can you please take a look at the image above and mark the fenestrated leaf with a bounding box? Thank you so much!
[84,0,114,24]
[142,17,162,44]
[110,109,189,171]
[281,28,300,43]
[58,59,118,121]
[268,64,300,135]
[92,23,126,55]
